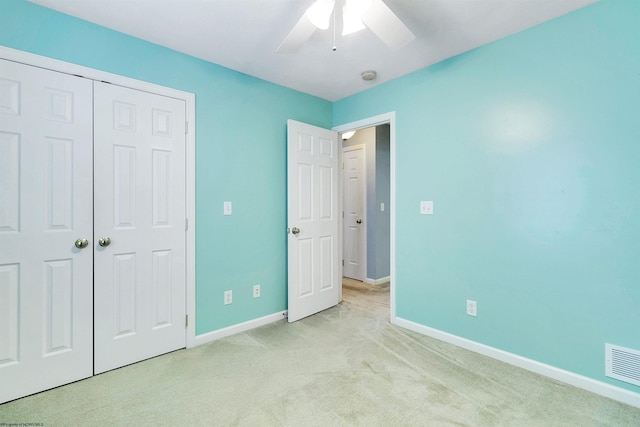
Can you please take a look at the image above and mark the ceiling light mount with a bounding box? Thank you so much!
[361,70,377,81]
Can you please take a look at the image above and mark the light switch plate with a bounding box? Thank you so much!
[223,201,232,216]
[420,201,433,215]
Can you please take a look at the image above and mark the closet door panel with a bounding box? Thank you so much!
[0,59,93,404]
[93,82,186,374]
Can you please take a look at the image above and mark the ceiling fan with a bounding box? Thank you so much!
[277,0,415,53]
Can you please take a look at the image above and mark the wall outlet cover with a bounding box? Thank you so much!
[223,201,232,215]
[466,300,477,317]
[420,201,433,215]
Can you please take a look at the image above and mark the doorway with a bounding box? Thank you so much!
[286,115,396,322]
[335,112,396,320]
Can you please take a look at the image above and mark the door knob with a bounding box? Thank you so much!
[74,238,89,249]
[98,237,111,247]
[291,227,300,235]
[356,219,362,224]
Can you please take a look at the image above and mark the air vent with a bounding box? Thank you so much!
[605,343,640,386]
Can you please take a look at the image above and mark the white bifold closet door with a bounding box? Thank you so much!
[0,60,187,403]
[0,59,94,403]
[93,82,186,374]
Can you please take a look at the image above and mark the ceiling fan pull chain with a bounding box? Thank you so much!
[332,4,337,51]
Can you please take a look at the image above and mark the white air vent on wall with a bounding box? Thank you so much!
[605,344,640,387]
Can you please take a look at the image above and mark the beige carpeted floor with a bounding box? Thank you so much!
[1,279,639,426]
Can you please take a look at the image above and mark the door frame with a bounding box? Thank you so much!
[334,112,396,322]
[0,45,198,347]
[341,143,367,282]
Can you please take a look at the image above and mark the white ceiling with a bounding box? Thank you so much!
[28,0,597,101]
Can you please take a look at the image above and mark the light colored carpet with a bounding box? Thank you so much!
[1,279,638,426]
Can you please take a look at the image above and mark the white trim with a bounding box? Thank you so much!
[1,46,191,101]
[1,45,198,349]
[334,112,396,321]
[334,113,395,133]
[364,276,390,285]
[185,92,197,349]
[342,143,367,282]
[394,317,640,409]
[194,311,288,347]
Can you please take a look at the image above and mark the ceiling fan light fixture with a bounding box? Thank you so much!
[278,0,413,54]
[306,0,335,30]
[342,6,366,35]
[347,0,373,15]
[342,0,373,35]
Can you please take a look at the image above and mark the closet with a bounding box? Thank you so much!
[0,59,187,403]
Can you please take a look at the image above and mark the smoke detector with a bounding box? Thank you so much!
[361,70,377,81]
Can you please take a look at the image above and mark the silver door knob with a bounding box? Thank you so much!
[291,227,300,235]
[75,238,89,249]
[356,219,362,224]
[98,237,111,247]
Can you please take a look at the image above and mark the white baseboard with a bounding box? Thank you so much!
[192,311,288,348]
[393,317,640,409]
[364,276,391,285]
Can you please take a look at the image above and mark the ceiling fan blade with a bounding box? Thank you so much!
[361,0,415,50]
[277,14,318,53]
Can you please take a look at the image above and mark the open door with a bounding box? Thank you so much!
[287,120,341,322]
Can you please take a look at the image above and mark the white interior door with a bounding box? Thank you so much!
[287,120,341,322]
[0,59,93,403]
[93,82,186,374]
[342,145,366,281]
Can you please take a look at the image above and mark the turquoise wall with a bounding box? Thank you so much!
[334,0,640,392]
[0,0,332,334]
